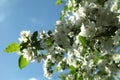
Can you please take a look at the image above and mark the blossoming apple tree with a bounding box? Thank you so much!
[4,0,120,80]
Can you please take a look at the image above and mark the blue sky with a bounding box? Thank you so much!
[0,0,64,80]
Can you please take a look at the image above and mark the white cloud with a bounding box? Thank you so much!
[0,0,17,7]
[29,77,38,80]
[29,18,42,25]
[0,0,8,23]
[0,13,6,23]
[0,0,8,7]
[0,0,17,23]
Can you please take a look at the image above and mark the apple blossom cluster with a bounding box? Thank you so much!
[18,31,37,62]
[13,0,120,80]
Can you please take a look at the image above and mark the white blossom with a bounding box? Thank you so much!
[20,30,30,37]
[39,30,46,39]
[112,29,120,45]
[22,48,35,62]
[79,22,95,37]
[113,54,120,63]
[18,30,30,42]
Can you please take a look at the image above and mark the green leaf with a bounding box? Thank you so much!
[56,0,62,5]
[75,74,83,80]
[64,5,68,11]
[19,55,29,69]
[79,36,87,54]
[59,73,67,80]
[60,15,64,20]
[54,66,59,71]
[78,76,83,80]
[79,36,86,47]
[97,0,107,6]
[74,73,83,80]
[47,30,52,36]
[45,38,53,47]
[31,31,38,41]
[4,43,20,53]
[69,7,74,11]
[20,42,28,51]
[70,65,77,74]
[93,56,100,64]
